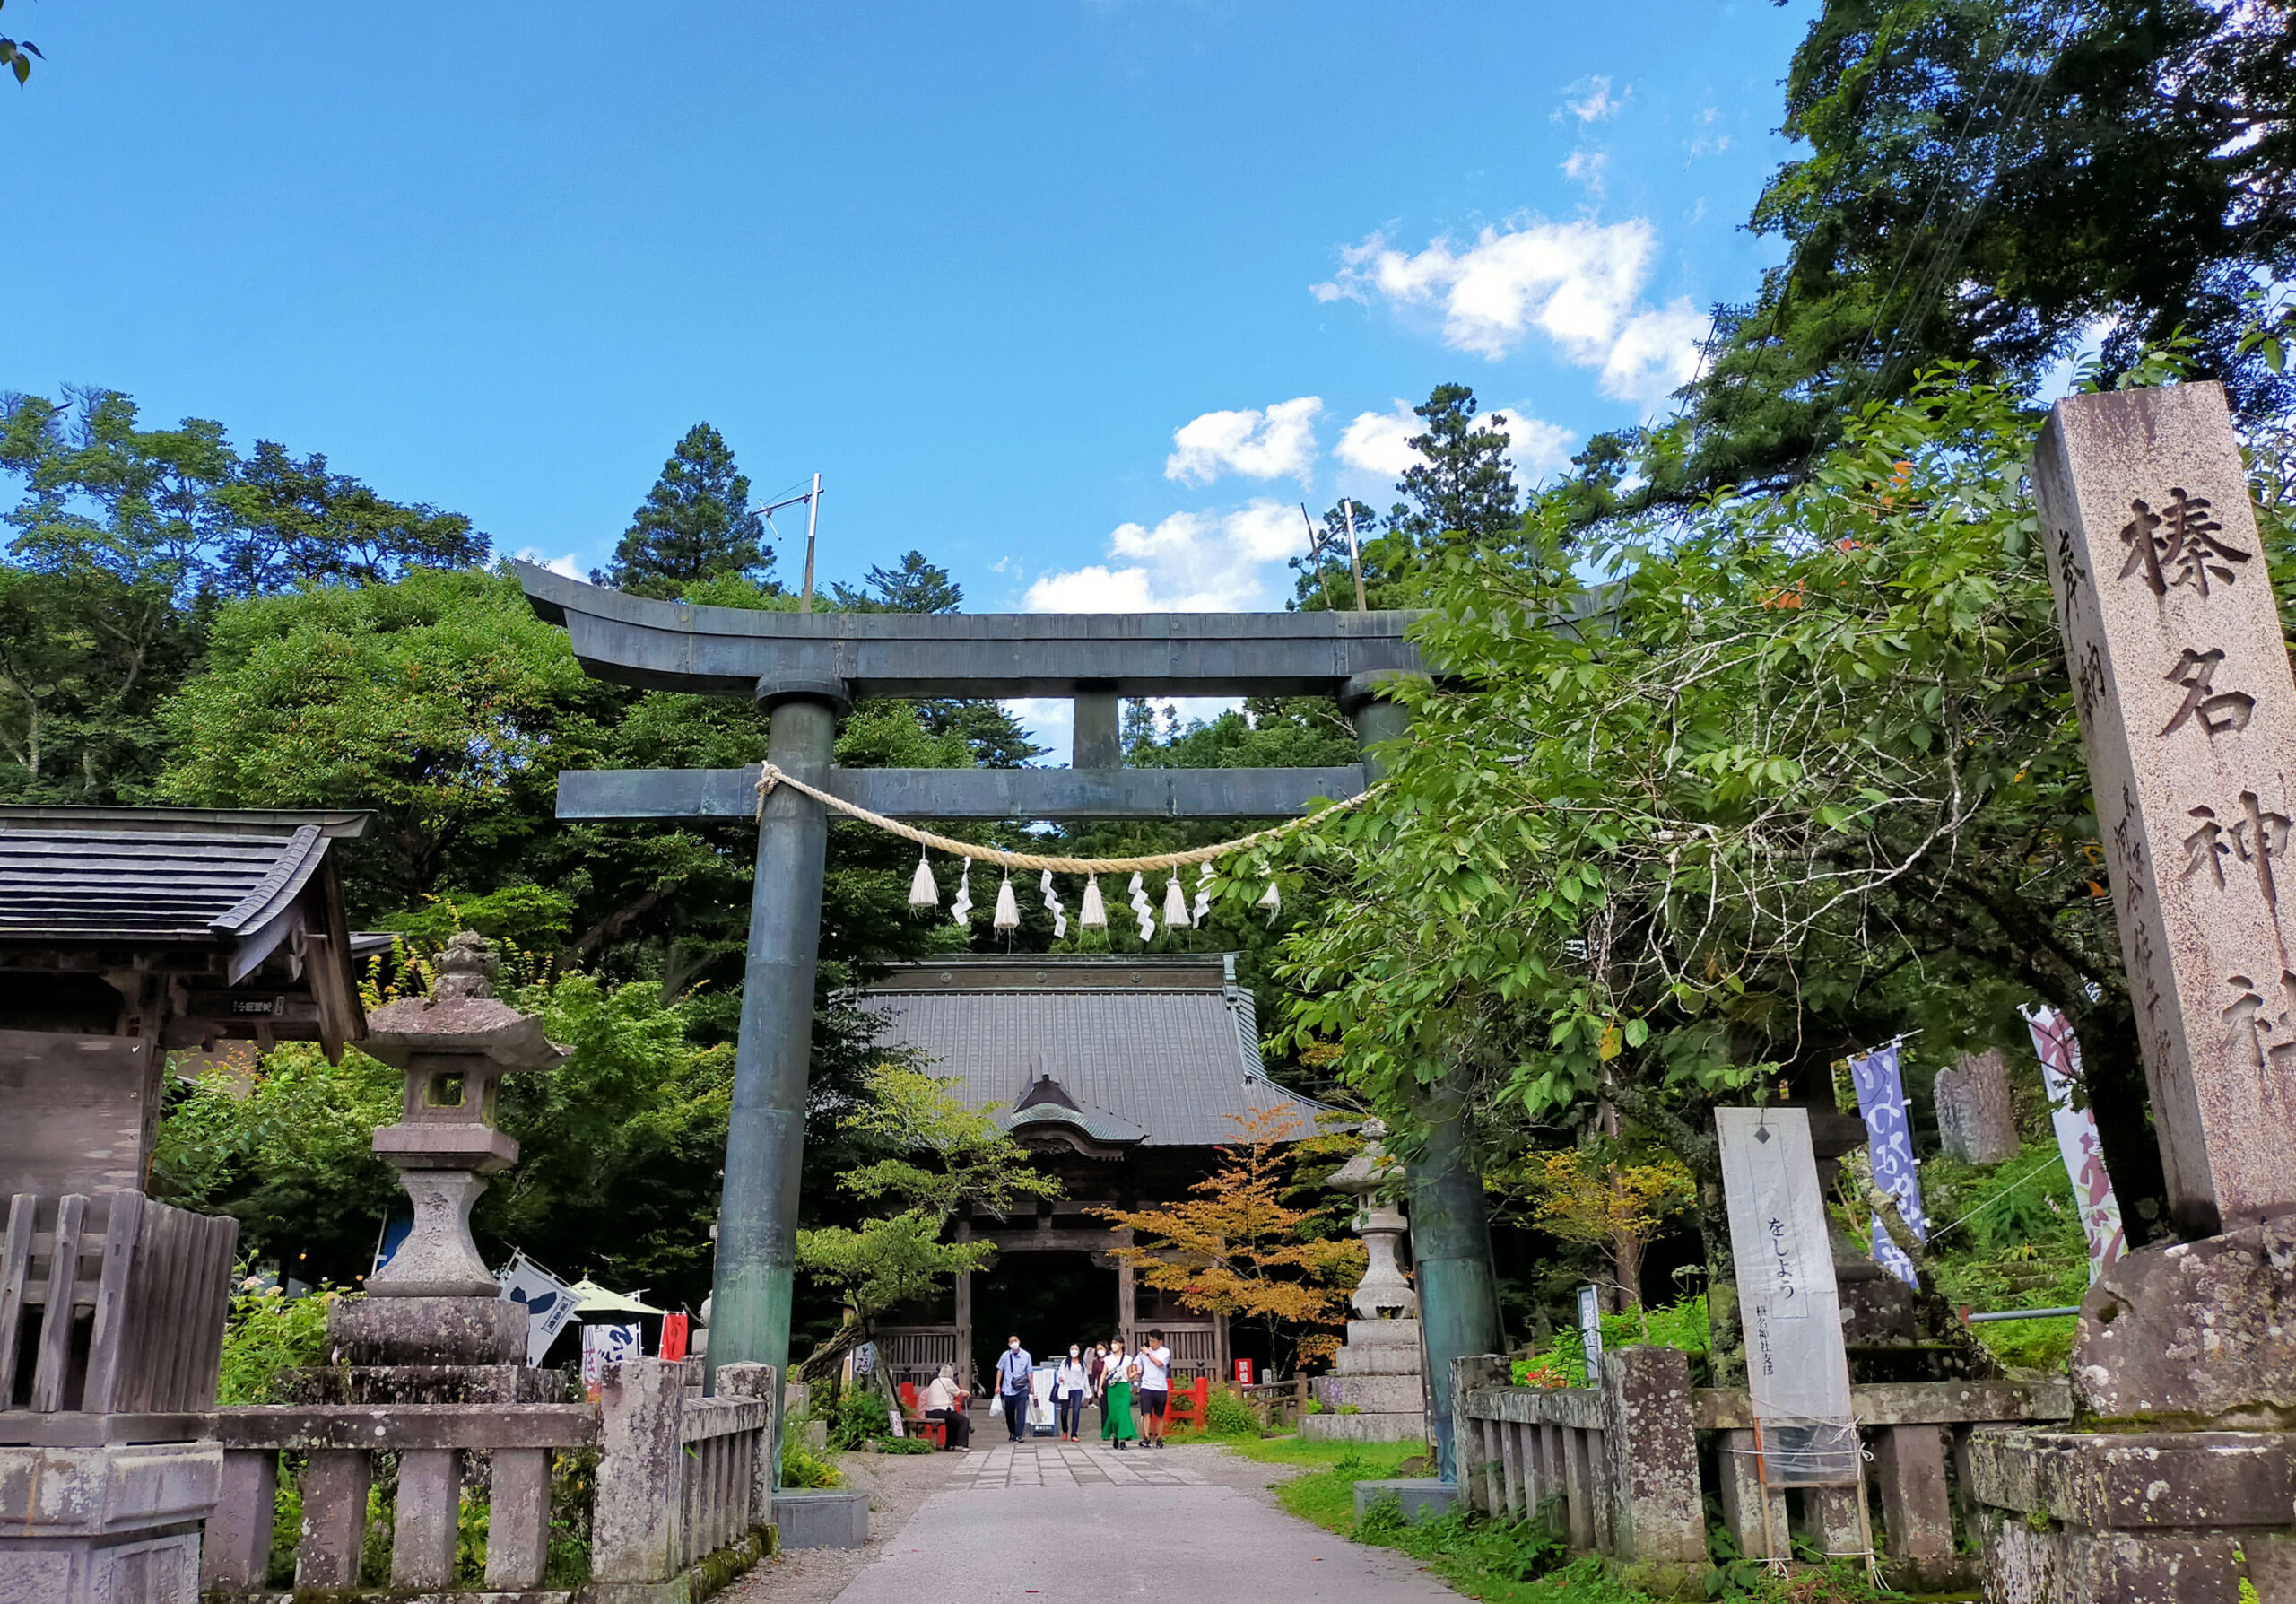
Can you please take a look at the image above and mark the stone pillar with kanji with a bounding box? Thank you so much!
[1967,381,2296,1603]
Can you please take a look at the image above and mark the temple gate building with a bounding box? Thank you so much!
[856,953,1332,1391]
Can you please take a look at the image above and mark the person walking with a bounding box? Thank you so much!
[921,1363,971,1451]
[993,1334,1033,1443]
[1100,1338,1137,1450]
[1136,1329,1174,1448]
[1053,1344,1091,1441]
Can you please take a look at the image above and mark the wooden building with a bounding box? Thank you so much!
[857,954,1331,1390]
[0,806,378,1201]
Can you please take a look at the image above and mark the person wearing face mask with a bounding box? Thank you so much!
[1052,1344,1091,1441]
[993,1334,1033,1443]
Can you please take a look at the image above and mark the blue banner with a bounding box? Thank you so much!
[1850,1043,1928,1286]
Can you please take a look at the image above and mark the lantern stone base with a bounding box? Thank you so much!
[0,1442,221,1604]
[1301,1319,1428,1444]
[329,1294,526,1367]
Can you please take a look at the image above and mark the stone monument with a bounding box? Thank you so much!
[1970,382,2296,1600]
[322,933,570,1402]
[1302,1120,1429,1443]
[1934,1048,2021,1165]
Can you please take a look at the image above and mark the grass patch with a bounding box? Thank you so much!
[1245,1441,1899,1602]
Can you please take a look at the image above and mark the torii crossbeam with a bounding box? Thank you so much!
[517,562,1503,1478]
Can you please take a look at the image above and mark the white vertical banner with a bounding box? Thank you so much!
[1717,1106,1858,1485]
[2022,1005,2129,1282]
[497,1252,576,1368]
[1577,1285,1604,1381]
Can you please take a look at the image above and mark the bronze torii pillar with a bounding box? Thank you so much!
[517,564,1500,1480]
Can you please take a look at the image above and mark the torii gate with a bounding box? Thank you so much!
[517,562,1503,1474]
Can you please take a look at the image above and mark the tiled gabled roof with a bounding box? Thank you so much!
[859,955,1329,1146]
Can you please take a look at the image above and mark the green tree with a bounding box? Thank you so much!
[212,440,487,597]
[793,1066,1058,1377]
[152,567,606,909]
[1591,0,2296,513]
[154,969,735,1305]
[1389,384,1519,548]
[830,550,961,615]
[594,423,773,598]
[1239,362,2293,1364]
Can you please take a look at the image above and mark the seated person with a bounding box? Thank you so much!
[921,1364,971,1450]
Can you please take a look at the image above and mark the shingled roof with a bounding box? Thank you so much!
[858,954,1329,1147]
[0,826,332,947]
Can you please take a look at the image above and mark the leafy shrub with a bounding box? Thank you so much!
[830,1390,899,1450]
[1204,1387,1260,1436]
[218,1276,344,1405]
[780,1434,843,1488]
[1532,1295,1710,1389]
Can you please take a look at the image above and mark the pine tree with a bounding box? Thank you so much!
[1390,384,1520,547]
[830,550,961,615]
[594,423,772,598]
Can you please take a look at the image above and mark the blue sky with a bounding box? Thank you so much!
[10,2,1811,746]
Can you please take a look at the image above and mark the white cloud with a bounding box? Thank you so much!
[1337,399,1578,489]
[1602,301,1710,406]
[1023,500,1309,614]
[1558,74,1626,124]
[1311,217,1710,407]
[516,547,583,579]
[1561,147,1607,199]
[1336,403,1424,479]
[1164,397,1323,486]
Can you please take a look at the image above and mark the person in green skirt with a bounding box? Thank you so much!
[1100,1338,1138,1449]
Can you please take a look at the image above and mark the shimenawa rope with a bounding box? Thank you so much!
[752,761,1377,875]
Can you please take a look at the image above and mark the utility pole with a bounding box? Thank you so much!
[1342,500,1368,613]
[800,472,822,614]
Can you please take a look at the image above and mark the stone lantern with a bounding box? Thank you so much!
[327,932,569,1395]
[1329,1119,1418,1320]
[1302,1118,1428,1442]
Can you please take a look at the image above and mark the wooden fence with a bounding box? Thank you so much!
[202,1358,776,1599]
[1452,1349,2071,1592]
[0,1189,236,1434]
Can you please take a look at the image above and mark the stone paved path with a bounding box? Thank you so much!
[829,1437,1463,1604]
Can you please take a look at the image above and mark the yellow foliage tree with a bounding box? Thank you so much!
[1095,1107,1365,1373]
[1504,1148,1694,1312]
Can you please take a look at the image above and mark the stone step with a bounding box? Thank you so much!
[1345,1318,1422,1349]
[1335,1345,1423,1377]
[1299,1410,1430,1443]
[1326,1373,1424,1414]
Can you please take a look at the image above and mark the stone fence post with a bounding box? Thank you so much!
[716,1361,778,1535]
[1600,1346,1705,1567]
[589,1358,687,1593]
[1451,1354,1509,1508]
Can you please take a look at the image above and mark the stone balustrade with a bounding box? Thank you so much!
[1452,1348,2072,1593]
[200,1357,776,1602]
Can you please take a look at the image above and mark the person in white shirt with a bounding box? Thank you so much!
[920,1364,971,1451]
[1135,1330,1173,1447]
[1052,1345,1091,1441]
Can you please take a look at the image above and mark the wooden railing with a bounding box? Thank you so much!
[872,1324,961,1390]
[202,1359,777,1599]
[0,1189,236,1436]
[1453,1350,2071,1592]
